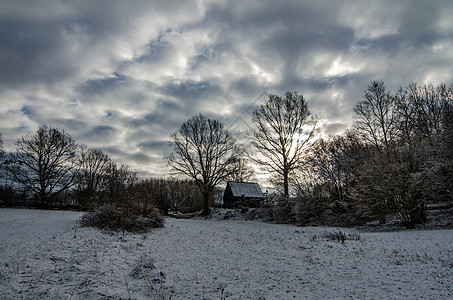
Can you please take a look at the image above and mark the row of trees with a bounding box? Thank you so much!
[0,126,202,212]
[0,124,251,213]
[164,81,452,227]
[0,125,136,208]
[165,91,316,215]
[299,81,453,228]
[1,80,452,228]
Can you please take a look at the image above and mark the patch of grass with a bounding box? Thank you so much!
[311,230,361,243]
[130,255,173,300]
[130,256,156,279]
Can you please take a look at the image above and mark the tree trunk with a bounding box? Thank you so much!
[200,191,210,216]
[283,170,289,198]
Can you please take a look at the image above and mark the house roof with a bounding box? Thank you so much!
[227,181,264,198]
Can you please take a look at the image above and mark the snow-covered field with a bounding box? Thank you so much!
[1,209,452,299]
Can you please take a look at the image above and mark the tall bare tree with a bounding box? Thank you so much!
[0,133,4,158]
[249,91,317,197]
[75,146,111,208]
[352,81,453,228]
[308,135,359,203]
[166,114,242,216]
[0,133,5,184]
[9,125,78,206]
[353,80,396,152]
[416,83,453,205]
[102,162,138,204]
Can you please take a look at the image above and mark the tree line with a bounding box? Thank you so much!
[297,81,453,228]
[164,80,452,227]
[1,79,452,228]
[0,126,220,214]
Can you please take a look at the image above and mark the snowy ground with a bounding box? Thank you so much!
[1,209,452,299]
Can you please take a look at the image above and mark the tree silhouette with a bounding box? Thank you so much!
[249,91,317,197]
[353,80,395,152]
[166,114,242,216]
[9,125,78,206]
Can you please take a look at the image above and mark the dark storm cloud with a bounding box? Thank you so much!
[0,2,119,89]
[0,0,199,89]
[161,79,223,102]
[127,99,185,129]
[398,1,448,44]
[205,0,353,60]
[78,73,127,96]
[1,0,452,179]
[136,38,174,64]
[257,15,353,52]
[138,140,170,152]
[128,152,152,164]
[206,0,336,30]
[228,76,265,98]
[86,125,117,142]
[100,146,125,156]
[0,18,73,88]
[51,118,87,132]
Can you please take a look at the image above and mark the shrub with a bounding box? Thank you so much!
[294,195,328,225]
[269,196,297,224]
[80,203,165,233]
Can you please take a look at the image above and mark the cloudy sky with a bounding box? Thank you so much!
[1,0,452,178]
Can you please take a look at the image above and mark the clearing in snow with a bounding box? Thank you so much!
[0,208,452,299]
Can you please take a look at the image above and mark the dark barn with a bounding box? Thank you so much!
[223,181,264,208]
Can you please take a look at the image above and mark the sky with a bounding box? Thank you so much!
[0,0,452,179]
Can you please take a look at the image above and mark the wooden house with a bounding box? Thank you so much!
[222,181,264,208]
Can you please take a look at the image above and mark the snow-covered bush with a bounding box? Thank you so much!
[294,194,328,225]
[80,203,164,233]
[269,196,297,224]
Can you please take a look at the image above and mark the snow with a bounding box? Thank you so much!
[1,208,452,299]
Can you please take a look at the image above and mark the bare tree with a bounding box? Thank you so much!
[166,114,242,216]
[417,83,453,205]
[353,80,396,152]
[137,178,204,214]
[411,82,451,140]
[0,133,4,158]
[0,132,5,183]
[101,162,138,204]
[352,81,453,228]
[8,124,78,206]
[249,91,317,197]
[394,84,421,145]
[308,135,358,204]
[75,146,111,208]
